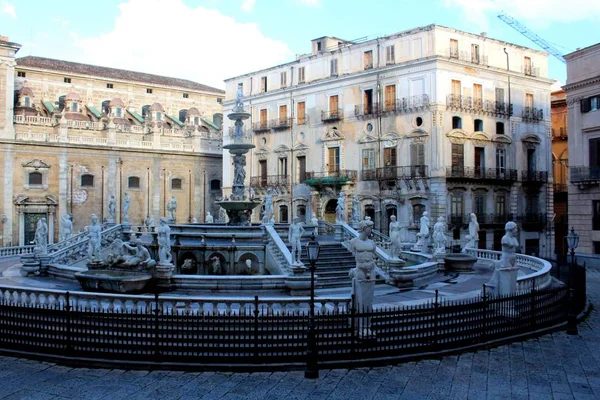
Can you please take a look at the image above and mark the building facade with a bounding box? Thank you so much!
[565,42,600,266]
[0,35,224,246]
[222,25,555,257]
[551,89,568,260]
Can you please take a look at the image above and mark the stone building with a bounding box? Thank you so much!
[0,35,224,246]
[565,42,600,266]
[551,89,568,259]
[223,24,555,257]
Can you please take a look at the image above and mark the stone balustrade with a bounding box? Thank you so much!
[0,245,35,258]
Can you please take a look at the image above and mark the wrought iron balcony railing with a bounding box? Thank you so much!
[251,121,269,133]
[570,166,600,185]
[522,107,544,122]
[270,117,292,130]
[250,175,290,189]
[517,213,547,231]
[321,108,342,123]
[445,48,489,66]
[446,167,518,182]
[354,103,380,119]
[448,214,467,226]
[383,95,430,114]
[521,170,548,183]
[446,94,512,118]
[361,165,429,181]
[448,213,515,226]
[305,169,357,186]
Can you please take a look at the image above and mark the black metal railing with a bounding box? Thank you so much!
[305,169,357,185]
[518,213,547,231]
[354,103,380,119]
[321,109,342,123]
[446,48,489,66]
[252,121,269,132]
[570,166,600,184]
[448,214,466,225]
[522,107,544,122]
[269,117,292,130]
[446,167,518,182]
[383,95,430,114]
[475,213,514,225]
[446,94,512,118]
[250,175,290,189]
[0,286,569,369]
[521,171,548,183]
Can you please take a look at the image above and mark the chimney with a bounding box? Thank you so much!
[480,32,487,37]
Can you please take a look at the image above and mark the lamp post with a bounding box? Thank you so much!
[566,227,579,335]
[305,235,320,379]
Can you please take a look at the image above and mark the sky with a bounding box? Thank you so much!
[1,0,599,90]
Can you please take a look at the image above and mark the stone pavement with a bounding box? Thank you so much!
[0,272,597,399]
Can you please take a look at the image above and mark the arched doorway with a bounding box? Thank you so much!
[324,199,337,224]
[385,204,397,236]
[279,205,288,223]
[364,204,375,223]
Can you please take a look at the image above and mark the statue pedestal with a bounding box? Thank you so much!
[352,278,376,339]
[38,255,51,276]
[20,254,40,276]
[498,267,518,296]
[285,266,311,296]
[86,260,104,270]
[154,263,175,291]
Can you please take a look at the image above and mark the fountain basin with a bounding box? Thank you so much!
[75,270,152,293]
[444,253,477,272]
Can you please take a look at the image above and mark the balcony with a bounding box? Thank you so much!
[448,214,467,226]
[252,121,270,133]
[305,169,357,186]
[270,117,292,130]
[354,103,380,119]
[521,170,548,183]
[445,48,489,66]
[383,95,430,114]
[250,175,290,190]
[552,127,567,140]
[518,213,547,231]
[570,166,600,188]
[446,95,512,118]
[522,107,544,122]
[477,213,515,225]
[321,108,342,123]
[446,167,517,184]
[523,65,539,77]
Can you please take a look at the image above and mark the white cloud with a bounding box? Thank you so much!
[1,1,16,18]
[241,0,255,12]
[72,0,292,89]
[444,0,600,30]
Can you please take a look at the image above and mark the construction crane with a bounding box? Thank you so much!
[497,11,566,64]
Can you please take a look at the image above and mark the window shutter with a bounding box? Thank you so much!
[581,98,591,113]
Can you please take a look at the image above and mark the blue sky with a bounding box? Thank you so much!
[1,0,599,89]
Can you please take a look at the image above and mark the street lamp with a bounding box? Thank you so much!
[305,235,320,379]
[566,227,579,335]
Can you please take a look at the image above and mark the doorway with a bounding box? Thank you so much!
[25,213,46,245]
[324,199,337,224]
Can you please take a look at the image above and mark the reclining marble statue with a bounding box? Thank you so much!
[105,237,156,270]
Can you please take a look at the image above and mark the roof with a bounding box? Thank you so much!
[86,105,101,119]
[42,100,54,113]
[202,118,220,130]
[16,56,225,95]
[166,114,184,127]
[128,109,144,124]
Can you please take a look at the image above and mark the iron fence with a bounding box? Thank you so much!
[0,286,569,368]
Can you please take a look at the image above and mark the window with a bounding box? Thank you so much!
[413,204,425,225]
[385,85,396,111]
[17,71,26,78]
[527,148,536,172]
[213,113,223,128]
[297,101,306,125]
[329,95,339,115]
[259,160,267,186]
[474,147,485,175]
[496,195,506,216]
[217,98,222,104]
[450,194,464,216]
[297,156,306,183]
[81,174,94,187]
[70,102,78,112]
[261,76,267,93]
[594,242,600,255]
[114,107,123,118]
[495,87,505,105]
[364,50,373,70]
[330,59,338,77]
[452,143,464,171]
[452,116,462,129]
[259,108,267,127]
[183,93,189,99]
[590,138,600,169]
[24,97,30,107]
[496,149,506,174]
[451,79,461,96]
[28,172,42,186]
[171,178,182,190]
[59,96,67,112]
[363,89,373,115]
[524,56,532,75]
[362,149,375,170]
[278,157,288,176]
[280,71,287,88]
[64,77,71,83]
[471,44,480,63]
[474,119,483,132]
[298,67,306,84]
[210,179,221,191]
[128,176,140,189]
[317,41,322,52]
[496,121,505,135]
[450,39,458,58]
[581,95,600,113]
[279,205,288,223]
[179,109,188,123]
[473,84,483,108]
[474,194,486,216]
[146,88,153,94]
[525,93,534,108]
[411,143,425,168]
[386,45,395,64]
[328,147,340,173]
[278,105,287,124]
[106,83,114,89]
[384,147,397,167]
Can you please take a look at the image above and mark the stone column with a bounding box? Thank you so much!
[48,208,55,245]
[18,210,24,246]
[107,118,116,146]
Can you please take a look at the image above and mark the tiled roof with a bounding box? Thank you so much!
[16,56,225,95]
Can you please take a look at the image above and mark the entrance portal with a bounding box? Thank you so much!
[324,199,337,224]
[24,213,45,245]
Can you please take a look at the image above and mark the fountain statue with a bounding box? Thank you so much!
[467,213,479,249]
[86,214,102,263]
[215,84,262,225]
[123,192,131,223]
[433,216,447,255]
[61,214,73,241]
[389,215,401,259]
[34,218,48,255]
[336,191,346,223]
[108,195,116,223]
[157,217,172,265]
[351,195,360,223]
[412,211,430,252]
[167,196,177,221]
[205,212,214,223]
[288,217,305,265]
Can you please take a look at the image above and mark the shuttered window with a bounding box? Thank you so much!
[297,102,306,125]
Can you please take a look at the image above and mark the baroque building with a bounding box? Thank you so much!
[223,25,555,257]
[551,89,568,260]
[565,42,600,266]
[0,35,224,246]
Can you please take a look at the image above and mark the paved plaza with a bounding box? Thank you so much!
[0,268,596,399]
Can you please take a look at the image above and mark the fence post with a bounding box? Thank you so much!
[350,294,356,357]
[433,289,439,350]
[530,278,536,331]
[65,291,72,354]
[153,292,160,358]
[481,284,487,343]
[253,295,259,359]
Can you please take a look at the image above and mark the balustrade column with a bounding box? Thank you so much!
[18,210,24,246]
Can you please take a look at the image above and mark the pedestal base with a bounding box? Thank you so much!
[154,263,175,291]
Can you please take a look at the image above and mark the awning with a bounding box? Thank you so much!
[42,100,54,113]
[166,114,184,127]
[86,105,101,119]
[202,117,220,130]
[128,109,144,124]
